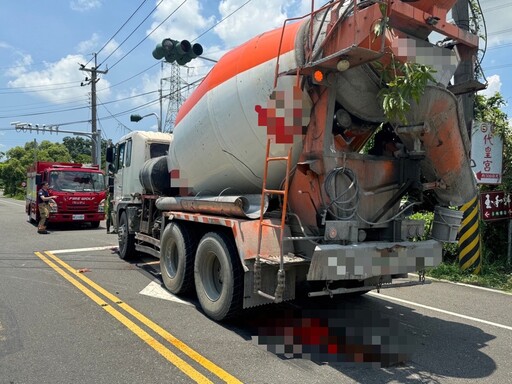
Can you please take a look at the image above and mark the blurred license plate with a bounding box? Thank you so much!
[72,214,85,220]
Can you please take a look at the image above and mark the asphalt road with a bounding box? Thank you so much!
[1,193,511,384]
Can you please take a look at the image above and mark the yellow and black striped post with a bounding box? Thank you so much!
[458,196,482,274]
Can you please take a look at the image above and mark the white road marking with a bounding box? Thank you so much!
[47,247,510,326]
[139,281,193,305]
[46,244,192,306]
[369,292,512,331]
[409,273,512,296]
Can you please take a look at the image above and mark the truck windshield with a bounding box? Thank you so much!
[49,171,105,192]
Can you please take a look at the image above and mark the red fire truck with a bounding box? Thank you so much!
[26,161,107,228]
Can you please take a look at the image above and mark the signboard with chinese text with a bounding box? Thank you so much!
[471,121,503,184]
[480,191,512,221]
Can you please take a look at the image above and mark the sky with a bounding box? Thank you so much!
[0,0,510,158]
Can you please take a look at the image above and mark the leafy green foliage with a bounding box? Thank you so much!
[0,141,72,198]
[427,260,512,292]
[409,211,433,241]
[62,136,92,164]
[373,2,390,40]
[409,210,458,261]
[0,158,26,197]
[377,61,437,124]
[371,1,436,125]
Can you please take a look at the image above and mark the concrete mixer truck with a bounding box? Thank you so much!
[107,0,480,320]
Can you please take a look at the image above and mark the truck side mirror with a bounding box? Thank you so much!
[108,169,114,194]
[106,146,114,163]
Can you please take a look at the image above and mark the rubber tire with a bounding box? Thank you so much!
[194,232,243,321]
[160,222,197,295]
[90,221,100,229]
[118,212,136,260]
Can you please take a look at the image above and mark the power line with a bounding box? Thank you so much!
[97,95,132,133]
[193,0,253,42]
[487,42,512,50]
[0,80,81,92]
[0,96,89,113]
[485,63,512,70]
[107,0,189,71]
[0,90,159,119]
[0,96,162,132]
[0,82,83,95]
[483,2,512,12]
[98,0,166,68]
[1,62,161,112]
[487,27,512,36]
[96,0,150,59]
[2,0,253,115]
[97,62,161,92]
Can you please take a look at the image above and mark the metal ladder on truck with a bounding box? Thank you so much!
[254,138,292,303]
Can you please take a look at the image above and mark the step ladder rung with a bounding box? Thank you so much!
[267,156,289,162]
[260,222,282,229]
[255,137,292,301]
[263,189,285,195]
[283,236,323,241]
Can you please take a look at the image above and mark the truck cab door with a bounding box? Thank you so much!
[112,138,139,219]
[112,141,126,225]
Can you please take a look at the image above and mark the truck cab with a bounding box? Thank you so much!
[106,131,171,231]
[26,161,107,228]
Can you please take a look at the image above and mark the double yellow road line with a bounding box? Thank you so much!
[35,251,242,384]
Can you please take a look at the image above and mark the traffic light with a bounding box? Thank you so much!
[152,38,203,65]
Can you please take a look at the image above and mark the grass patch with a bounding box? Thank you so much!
[427,261,512,292]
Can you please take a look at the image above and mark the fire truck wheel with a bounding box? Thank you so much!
[118,212,136,260]
[160,222,197,295]
[194,232,243,321]
[90,221,100,229]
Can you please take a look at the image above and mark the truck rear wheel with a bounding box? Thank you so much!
[194,232,243,321]
[160,222,197,294]
[118,212,136,260]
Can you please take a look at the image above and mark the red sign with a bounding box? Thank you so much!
[480,191,512,221]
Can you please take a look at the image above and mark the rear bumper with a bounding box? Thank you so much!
[47,213,105,223]
[306,240,442,280]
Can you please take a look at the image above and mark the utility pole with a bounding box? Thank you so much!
[452,0,477,135]
[159,62,164,133]
[79,53,108,166]
[33,138,37,164]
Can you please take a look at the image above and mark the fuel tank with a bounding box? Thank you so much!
[139,155,170,195]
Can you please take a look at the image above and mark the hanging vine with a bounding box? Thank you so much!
[371,1,437,125]
[376,60,437,125]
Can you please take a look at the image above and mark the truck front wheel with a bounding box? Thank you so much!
[118,212,136,260]
[160,222,197,294]
[194,232,243,321]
